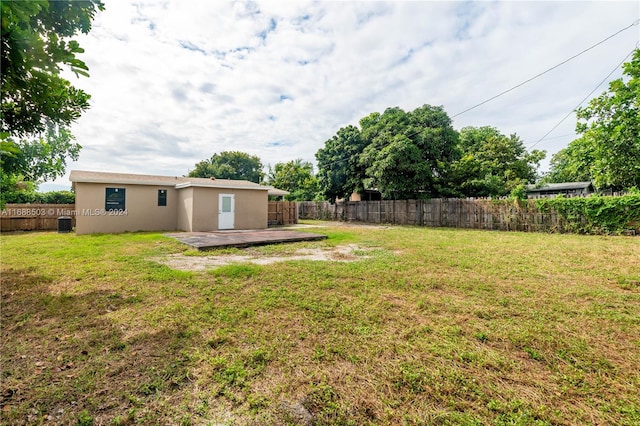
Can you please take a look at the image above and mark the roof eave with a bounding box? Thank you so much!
[175,182,269,191]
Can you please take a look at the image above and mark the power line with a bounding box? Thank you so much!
[534,133,576,142]
[451,19,639,119]
[528,45,637,150]
[318,21,640,169]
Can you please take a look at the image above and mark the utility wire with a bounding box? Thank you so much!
[534,132,576,141]
[318,20,639,169]
[451,19,639,119]
[528,45,638,150]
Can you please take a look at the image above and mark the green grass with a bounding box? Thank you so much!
[1,224,639,425]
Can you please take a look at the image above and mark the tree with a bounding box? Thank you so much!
[572,48,640,190]
[544,136,595,183]
[316,125,367,202]
[449,126,545,197]
[189,151,264,183]
[0,124,80,206]
[1,0,103,206]
[1,0,104,136]
[3,124,81,181]
[359,105,459,199]
[267,159,320,201]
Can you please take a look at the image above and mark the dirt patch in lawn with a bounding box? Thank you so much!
[153,244,378,271]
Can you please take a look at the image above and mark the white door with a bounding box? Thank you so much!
[218,194,235,230]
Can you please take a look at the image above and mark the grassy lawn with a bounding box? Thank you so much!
[1,222,639,425]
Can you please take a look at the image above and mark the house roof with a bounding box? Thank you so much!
[265,187,290,197]
[525,181,593,192]
[69,170,288,195]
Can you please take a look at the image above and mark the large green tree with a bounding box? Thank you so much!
[359,105,459,199]
[316,125,367,202]
[544,135,595,184]
[267,159,320,201]
[450,126,545,197]
[1,0,104,136]
[570,48,640,190]
[1,0,103,206]
[189,151,264,183]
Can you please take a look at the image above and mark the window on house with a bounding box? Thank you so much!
[158,189,167,206]
[105,187,126,211]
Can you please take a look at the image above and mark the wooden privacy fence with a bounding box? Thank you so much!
[1,204,76,232]
[268,201,298,226]
[298,199,576,233]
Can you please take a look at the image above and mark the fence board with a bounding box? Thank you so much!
[1,204,76,231]
[297,199,598,233]
[268,201,298,226]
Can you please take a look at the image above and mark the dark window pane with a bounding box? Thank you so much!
[158,189,167,206]
[105,188,126,210]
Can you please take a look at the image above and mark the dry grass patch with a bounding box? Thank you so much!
[153,243,384,271]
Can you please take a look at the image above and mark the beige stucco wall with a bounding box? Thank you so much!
[74,183,178,235]
[75,182,269,234]
[233,188,268,230]
[176,187,194,231]
[188,187,268,231]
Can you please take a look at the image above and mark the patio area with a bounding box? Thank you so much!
[165,228,327,250]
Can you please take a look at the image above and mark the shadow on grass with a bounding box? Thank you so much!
[1,268,196,424]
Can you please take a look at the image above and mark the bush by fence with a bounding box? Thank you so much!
[298,195,640,235]
[2,190,75,205]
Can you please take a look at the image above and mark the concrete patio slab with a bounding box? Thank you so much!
[165,229,327,250]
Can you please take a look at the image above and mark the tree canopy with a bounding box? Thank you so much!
[189,151,264,183]
[450,126,545,197]
[315,105,543,200]
[359,105,459,199]
[547,48,640,189]
[544,136,595,184]
[1,0,103,206]
[267,159,320,201]
[316,125,366,202]
[570,48,640,190]
[1,0,104,136]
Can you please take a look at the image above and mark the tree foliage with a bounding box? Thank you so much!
[359,105,459,199]
[544,136,595,184]
[535,194,640,234]
[450,126,545,197]
[316,105,546,200]
[0,124,80,206]
[564,48,640,190]
[316,125,366,202]
[267,159,320,201]
[1,124,81,181]
[1,187,75,204]
[1,0,104,136]
[0,0,102,207]
[189,151,264,183]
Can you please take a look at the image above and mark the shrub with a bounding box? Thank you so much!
[536,195,640,234]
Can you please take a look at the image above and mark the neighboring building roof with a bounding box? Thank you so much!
[265,187,290,197]
[525,181,593,193]
[69,170,286,193]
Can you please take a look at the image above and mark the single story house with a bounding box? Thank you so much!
[525,181,594,197]
[70,170,287,235]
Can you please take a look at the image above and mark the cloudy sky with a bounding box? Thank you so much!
[45,0,640,190]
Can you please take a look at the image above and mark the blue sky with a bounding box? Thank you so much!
[45,0,640,190]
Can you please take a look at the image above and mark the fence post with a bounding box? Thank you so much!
[392,199,395,224]
[406,199,409,225]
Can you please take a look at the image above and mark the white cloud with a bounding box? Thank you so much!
[49,0,640,188]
